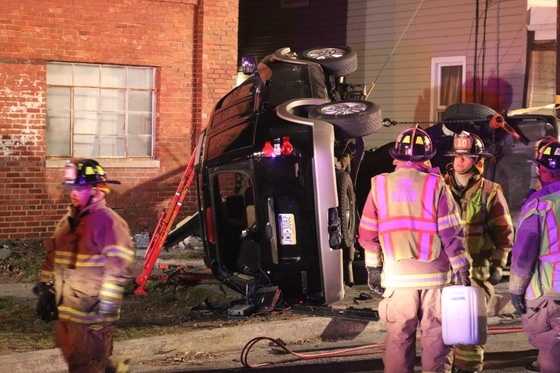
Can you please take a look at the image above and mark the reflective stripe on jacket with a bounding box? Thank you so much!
[510,180,560,300]
[358,163,468,288]
[40,200,134,323]
[445,173,513,279]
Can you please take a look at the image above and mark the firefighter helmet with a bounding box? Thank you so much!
[63,159,121,186]
[534,136,556,159]
[389,126,436,161]
[535,140,560,170]
[446,131,493,158]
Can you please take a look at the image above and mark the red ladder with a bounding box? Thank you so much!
[135,154,197,295]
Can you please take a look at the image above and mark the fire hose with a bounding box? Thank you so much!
[240,324,525,369]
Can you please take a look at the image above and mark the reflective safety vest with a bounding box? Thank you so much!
[373,169,448,262]
[359,165,468,288]
[517,195,560,299]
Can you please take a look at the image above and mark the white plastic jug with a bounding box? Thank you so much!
[441,285,487,345]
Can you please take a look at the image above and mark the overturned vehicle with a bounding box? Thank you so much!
[186,47,381,306]
[165,47,558,308]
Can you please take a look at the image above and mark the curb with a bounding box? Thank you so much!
[0,315,386,373]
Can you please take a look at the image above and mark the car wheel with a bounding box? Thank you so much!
[310,100,382,138]
[301,46,358,76]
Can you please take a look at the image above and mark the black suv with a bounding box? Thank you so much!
[192,47,381,305]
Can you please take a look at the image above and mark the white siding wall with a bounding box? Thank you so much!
[346,0,528,149]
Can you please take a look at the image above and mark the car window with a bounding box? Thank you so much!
[267,63,311,107]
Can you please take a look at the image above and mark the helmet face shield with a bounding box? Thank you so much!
[390,127,436,161]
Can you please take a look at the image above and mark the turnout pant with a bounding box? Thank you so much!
[55,320,114,373]
[521,297,560,373]
[379,287,449,373]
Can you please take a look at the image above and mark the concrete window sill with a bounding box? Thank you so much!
[46,158,160,169]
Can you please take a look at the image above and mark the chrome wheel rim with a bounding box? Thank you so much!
[305,48,346,60]
[321,102,367,116]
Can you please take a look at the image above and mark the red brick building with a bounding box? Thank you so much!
[0,0,239,239]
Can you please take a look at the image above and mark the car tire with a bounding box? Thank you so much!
[337,170,356,250]
[310,100,382,138]
[337,170,356,286]
[301,46,358,76]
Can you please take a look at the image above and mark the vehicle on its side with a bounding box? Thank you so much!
[191,47,381,306]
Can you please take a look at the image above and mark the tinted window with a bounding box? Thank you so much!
[267,63,311,107]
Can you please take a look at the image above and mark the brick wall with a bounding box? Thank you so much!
[0,0,239,239]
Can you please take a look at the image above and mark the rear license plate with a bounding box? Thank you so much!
[277,213,297,245]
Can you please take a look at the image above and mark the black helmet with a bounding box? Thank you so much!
[446,131,493,158]
[535,140,560,170]
[63,159,121,186]
[390,126,436,161]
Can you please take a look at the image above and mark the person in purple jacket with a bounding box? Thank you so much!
[509,139,560,373]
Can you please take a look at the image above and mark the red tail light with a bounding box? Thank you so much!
[262,137,295,158]
[262,141,274,157]
[281,136,294,156]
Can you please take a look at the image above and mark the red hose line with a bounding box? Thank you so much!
[240,324,525,368]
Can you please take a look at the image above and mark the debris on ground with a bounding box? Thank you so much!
[0,240,44,283]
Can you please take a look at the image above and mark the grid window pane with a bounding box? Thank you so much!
[73,134,97,157]
[47,62,154,157]
[128,90,152,112]
[74,112,99,135]
[100,89,125,112]
[129,113,152,135]
[47,116,71,156]
[128,135,152,156]
[75,88,99,112]
[47,64,73,85]
[128,68,153,89]
[101,66,126,88]
[47,87,70,113]
[100,113,125,136]
[74,65,100,86]
[98,136,125,156]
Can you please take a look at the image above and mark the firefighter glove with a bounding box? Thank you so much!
[489,264,504,285]
[367,266,384,296]
[32,282,58,322]
[511,293,527,315]
[453,270,471,286]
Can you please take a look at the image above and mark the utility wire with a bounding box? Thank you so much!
[365,0,426,100]
[481,0,489,103]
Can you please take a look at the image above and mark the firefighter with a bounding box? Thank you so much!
[359,127,470,373]
[509,139,560,373]
[444,131,514,373]
[36,159,134,373]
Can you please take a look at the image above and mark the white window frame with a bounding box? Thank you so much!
[430,56,466,122]
[46,62,156,159]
